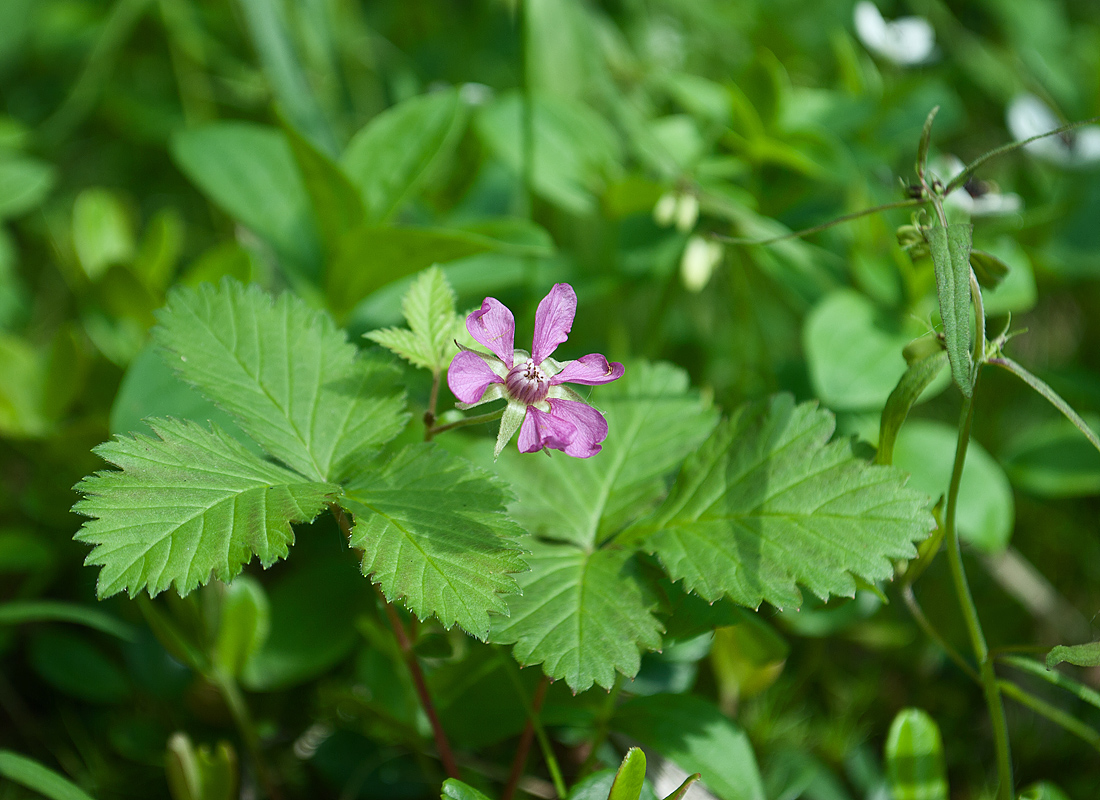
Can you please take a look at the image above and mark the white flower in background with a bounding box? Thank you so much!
[931,154,1023,217]
[653,191,699,233]
[854,2,936,66]
[680,235,723,292]
[1006,94,1100,169]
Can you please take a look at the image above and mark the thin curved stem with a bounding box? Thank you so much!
[943,387,1013,798]
[502,676,552,800]
[998,680,1100,753]
[901,585,978,681]
[211,670,283,800]
[711,198,925,246]
[428,408,505,437]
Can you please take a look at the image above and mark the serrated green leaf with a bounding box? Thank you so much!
[342,88,467,222]
[497,362,717,548]
[154,280,408,483]
[342,443,527,640]
[490,539,662,691]
[1046,642,1100,669]
[631,395,933,610]
[0,750,97,800]
[366,267,462,372]
[73,418,338,599]
[885,708,947,800]
[876,349,949,466]
[926,223,974,397]
[612,693,764,800]
[610,747,647,800]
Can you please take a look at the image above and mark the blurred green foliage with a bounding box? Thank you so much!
[2,0,1100,798]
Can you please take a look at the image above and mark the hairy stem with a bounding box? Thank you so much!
[424,369,442,440]
[944,388,1013,797]
[502,676,551,800]
[330,505,460,779]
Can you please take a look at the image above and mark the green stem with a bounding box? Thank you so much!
[711,198,926,246]
[502,676,553,800]
[210,670,283,800]
[944,387,1013,798]
[900,585,978,681]
[428,408,505,437]
[578,675,623,777]
[496,652,566,798]
[998,680,1100,752]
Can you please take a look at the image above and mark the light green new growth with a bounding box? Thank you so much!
[154,279,408,484]
[633,395,933,610]
[74,419,338,599]
[367,266,464,372]
[343,443,527,640]
[885,708,948,800]
[490,540,663,692]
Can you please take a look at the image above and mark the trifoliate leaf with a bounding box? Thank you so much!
[490,539,663,692]
[629,394,933,610]
[342,443,527,640]
[74,419,338,599]
[366,267,462,372]
[498,361,718,548]
[154,279,408,484]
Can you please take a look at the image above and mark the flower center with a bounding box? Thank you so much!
[505,359,550,405]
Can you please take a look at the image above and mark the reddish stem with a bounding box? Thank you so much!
[330,504,459,780]
[502,676,550,800]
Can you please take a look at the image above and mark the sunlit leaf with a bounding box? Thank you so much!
[491,539,662,691]
[343,443,527,640]
[632,395,933,609]
[154,280,408,483]
[74,418,338,598]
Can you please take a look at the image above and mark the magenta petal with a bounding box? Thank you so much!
[550,354,625,386]
[447,351,503,404]
[531,283,577,364]
[467,298,515,366]
[517,406,576,454]
[546,399,608,458]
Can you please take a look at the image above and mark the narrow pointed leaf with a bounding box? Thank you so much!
[877,349,948,465]
[1046,642,1100,669]
[885,708,948,800]
[73,419,338,599]
[491,540,663,692]
[154,280,408,483]
[661,774,701,800]
[1001,655,1100,712]
[630,395,933,610]
[441,779,494,800]
[990,357,1100,457]
[925,224,974,396]
[970,249,1010,290]
[0,750,97,800]
[916,105,939,179]
[343,443,527,640]
[610,748,647,800]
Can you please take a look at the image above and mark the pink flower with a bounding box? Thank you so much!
[446,284,624,458]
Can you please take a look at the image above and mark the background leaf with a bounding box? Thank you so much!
[343,443,527,640]
[884,708,948,800]
[633,395,933,610]
[342,88,467,222]
[0,750,97,800]
[74,418,338,598]
[612,693,765,800]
